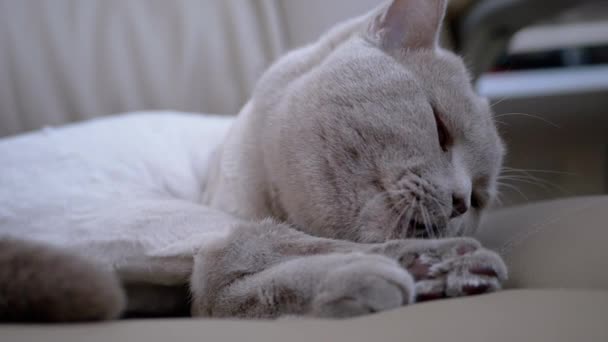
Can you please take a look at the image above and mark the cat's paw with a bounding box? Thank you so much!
[310,254,414,318]
[414,245,507,301]
[377,238,507,302]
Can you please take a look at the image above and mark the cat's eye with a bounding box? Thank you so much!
[433,106,452,152]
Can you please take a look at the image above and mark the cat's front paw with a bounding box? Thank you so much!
[310,254,415,318]
[415,244,507,301]
[377,238,507,302]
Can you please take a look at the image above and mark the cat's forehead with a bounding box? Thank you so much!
[399,50,495,122]
[338,42,477,101]
[323,41,502,141]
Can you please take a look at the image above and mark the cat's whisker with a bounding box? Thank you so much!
[501,167,574,188]
[389,192,410,212]
[368,187,425,239]
[499,175,569,194]
[427,196,451,236]
[392,203,412,232]
[426,194,449,222]
[497,182,529,201]
[499,176,553,191]
[394,181,430,236]
[417,203,427,237]
[393,201,414,238]
[490,96,510,109]
[427,208,439,239]
[499,173,554,182]
[499,168,572,195]
[419,205,434,239]
[401,177,451,238]
[500,174,555,186]
[425,206,438,239]
[400,205,416,239]
[398,181,425,199]
[407,198,419,233]
[405,203,417,232]
[387,195,413,237]
[501,167,577,177]
[493,112,560,128]
[493,192,504,207]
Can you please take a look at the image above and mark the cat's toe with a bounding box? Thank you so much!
[444,249,507,297]
[411,247,507,301]
[383,237,482,280]
[375,238,506,302]
[415,279,446,302]
[434,237,482,259]
[311,254,415,318]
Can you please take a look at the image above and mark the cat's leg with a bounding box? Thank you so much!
[0,199,248,321]
[191,220,506,318]
[191,220,415,318]
[72,199,249,317]
[0,237,125,322]
[194,252,414,318]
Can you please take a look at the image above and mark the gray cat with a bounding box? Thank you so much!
[0,0,506,321]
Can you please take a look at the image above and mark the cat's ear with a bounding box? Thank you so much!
[368,0,447,51]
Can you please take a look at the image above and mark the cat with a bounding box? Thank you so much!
[0,0,506,321]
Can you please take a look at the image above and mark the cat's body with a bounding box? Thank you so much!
[0,113,234,281]
[0,113,241,319]
[0,0,507,321]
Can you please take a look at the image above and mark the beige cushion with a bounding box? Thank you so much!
[2,290,607,342]
[478,196,608,290]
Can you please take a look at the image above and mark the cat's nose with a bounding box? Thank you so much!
[451,194,469,218]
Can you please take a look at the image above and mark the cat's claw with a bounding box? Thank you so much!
[376,238,507,302]
[415,241,507,300]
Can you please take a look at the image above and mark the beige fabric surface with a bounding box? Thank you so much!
[478,196,608,290]
[2,290,607,342]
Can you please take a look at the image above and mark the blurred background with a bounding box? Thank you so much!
[0,0,607,208]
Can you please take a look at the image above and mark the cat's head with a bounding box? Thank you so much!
[263,0,504,242]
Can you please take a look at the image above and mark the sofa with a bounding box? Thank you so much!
[1,1,606,341]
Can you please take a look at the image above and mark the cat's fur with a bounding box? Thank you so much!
[0,0,506,321]
[0,238,125,322]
